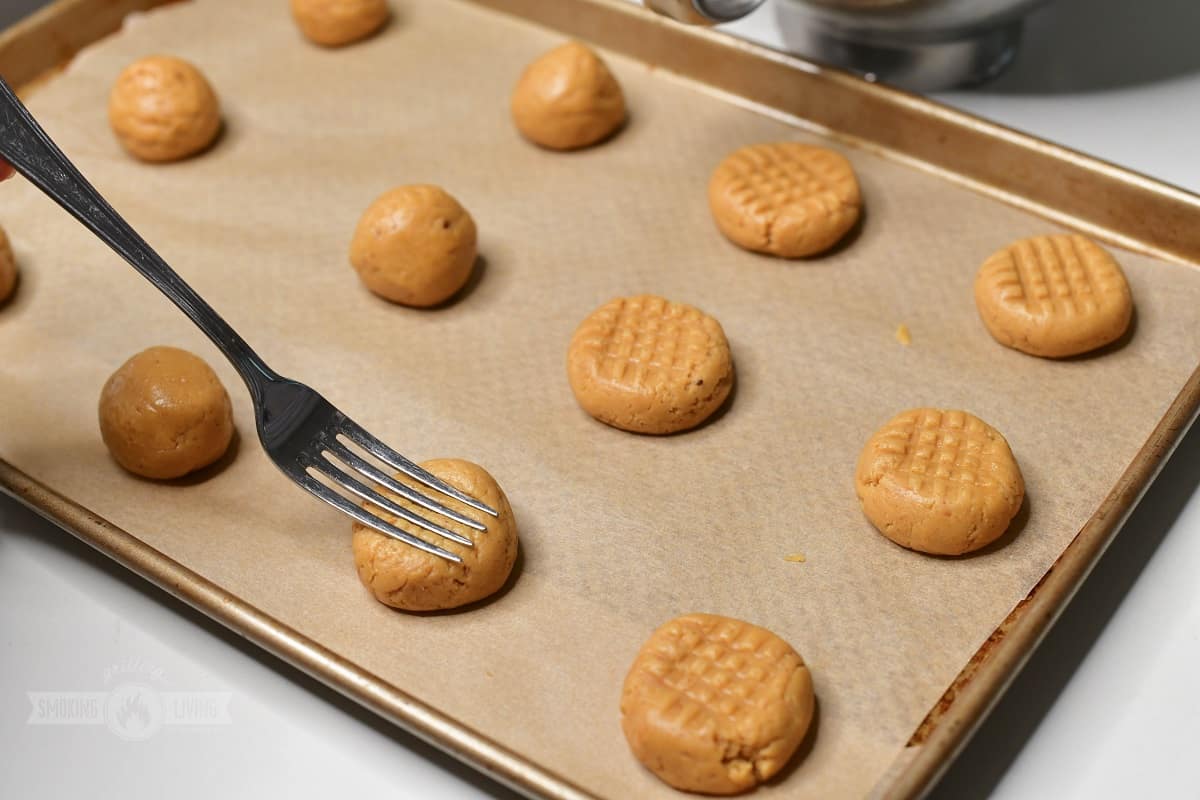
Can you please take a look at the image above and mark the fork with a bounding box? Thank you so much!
[0,77,495,563]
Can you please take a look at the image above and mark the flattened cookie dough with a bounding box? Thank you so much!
[855,408,1025,556]
[352,459,518,611]
[975,234,1133,357]
[290,0,389,47]
[108,56,221,162]
[511,41,626,151]
[621,613,815,795]
[0,225,17,305]
[567,295,733,435]
[98,346,235,480]
[709,142,861,258]
[349,184,477,307]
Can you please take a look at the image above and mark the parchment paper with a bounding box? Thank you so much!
[3,1,1200,797]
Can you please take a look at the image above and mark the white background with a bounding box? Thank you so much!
[3,0,1200,797]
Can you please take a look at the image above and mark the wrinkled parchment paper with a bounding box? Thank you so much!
[3,1,1200,797]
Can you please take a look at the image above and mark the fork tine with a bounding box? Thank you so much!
[324,441,486,533]
[306,460,475,548]
[297,473,462,563]
[337,418,500,518]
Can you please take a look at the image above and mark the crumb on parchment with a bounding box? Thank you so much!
[895,324,912,346]
[784,553,806,563]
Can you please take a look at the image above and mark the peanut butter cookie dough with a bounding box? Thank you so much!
[511,41,626,151]
[855,408,1025,556]
[0,225,17,305]
[975,234,1133,357]
[108,56,221,162]
[349,184,477,307]
[621,613,815,795]
[567,295,733,435]
[98,346,235,480]
[709,142,861,258]
[352,458,518,611]
[290,0,389,47]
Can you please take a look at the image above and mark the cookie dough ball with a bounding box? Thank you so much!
[349,184,477,307]
[855,408,1025,555]
[511,41,626,151]
[621,613,815,794]
[0,225,17,305]
[290,0,389,47]
[98,346,235,479]
[975,234,1133,357]
[352,458,518,611]
[709,142,861,258]
[108,56,221,163]
[567,295,734,434]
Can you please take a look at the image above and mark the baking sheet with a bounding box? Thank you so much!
[2,1,1200,797]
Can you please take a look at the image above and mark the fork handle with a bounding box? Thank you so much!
[0,77,278,403]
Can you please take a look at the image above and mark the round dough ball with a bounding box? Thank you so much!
[974,233,1133,358]
[0,225,17,305]
[98,346,235,480]
[510,41,626,151]
[108,56,221,163]
[349,184,478,307]
[855,408,1025,555]
[290,0,389,47]
[352,458,518,611]
[621,613,815,794]
[567,295,734,435]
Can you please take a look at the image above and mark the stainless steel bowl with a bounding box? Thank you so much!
[647,0,767,24]
[646,0,1050,90]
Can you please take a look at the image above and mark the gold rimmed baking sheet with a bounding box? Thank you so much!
[2,1,1200,798]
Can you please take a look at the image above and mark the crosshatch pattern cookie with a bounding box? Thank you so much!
[566,295,733,434]
[974,234,1133,357]
[620,613,815,795]
[708,142,861,258]
[855,408,1025,556]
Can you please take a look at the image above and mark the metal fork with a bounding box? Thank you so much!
[0,77,495,562]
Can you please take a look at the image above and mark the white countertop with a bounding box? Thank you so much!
[3,1,1200,797]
